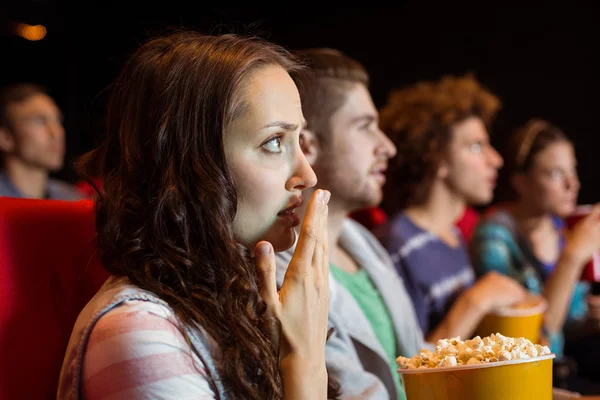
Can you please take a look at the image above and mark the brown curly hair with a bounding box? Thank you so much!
[77,31,339,399]
[379,74,501,214]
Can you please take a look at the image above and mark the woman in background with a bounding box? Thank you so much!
[470,119,600,389]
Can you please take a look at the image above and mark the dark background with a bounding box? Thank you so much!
[1,2,598,204]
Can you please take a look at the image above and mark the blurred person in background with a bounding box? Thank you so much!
[375,74,528,343]
[0,83,82,200]
[470,119,600,391]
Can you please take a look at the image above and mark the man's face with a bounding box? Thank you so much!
[0,93,66,171]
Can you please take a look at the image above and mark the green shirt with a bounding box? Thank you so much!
[330,264,405,400]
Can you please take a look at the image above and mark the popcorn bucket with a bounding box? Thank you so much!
[399,354,555,399]
[475,295,547,343]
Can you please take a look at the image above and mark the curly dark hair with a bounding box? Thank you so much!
[379,74,501,213]
[77,31,339,399]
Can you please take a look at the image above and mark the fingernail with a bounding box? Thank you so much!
[317,189,325,203]
[256,242,271,256]
[324,191,331,205]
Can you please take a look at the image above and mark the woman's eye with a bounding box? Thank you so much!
[470,142,482,153]
[550,168,564,180]
[263,137,282,153]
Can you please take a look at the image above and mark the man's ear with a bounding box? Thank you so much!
[0,127,15,153]
[437,160,449,179]
[300,129,321,166]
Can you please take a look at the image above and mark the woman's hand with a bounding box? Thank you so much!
[255,189,331,399]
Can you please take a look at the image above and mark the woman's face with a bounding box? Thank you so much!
[515,140,580,217]
[223,65,317,252]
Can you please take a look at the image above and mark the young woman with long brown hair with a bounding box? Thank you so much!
[58,30,338,400]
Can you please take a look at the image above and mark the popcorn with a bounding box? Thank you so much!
[397,333,551,370]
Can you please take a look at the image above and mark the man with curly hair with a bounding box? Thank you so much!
[375,75,529,343]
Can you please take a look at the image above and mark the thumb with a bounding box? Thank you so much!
[589,204,600,221]
[255,241,279,309]
[578,207,600,232]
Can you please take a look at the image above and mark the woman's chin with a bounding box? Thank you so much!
[555,203,576,218]
[264,227,297,253]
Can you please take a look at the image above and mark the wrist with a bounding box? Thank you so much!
[464,285,490,316]
[281,353,327,388]
[561,246,588,271]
